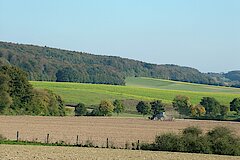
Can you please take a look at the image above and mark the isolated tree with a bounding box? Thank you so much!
[191,104,206,117]
[113,99,124,115]
[230,98,240,114]
[172,95,192,116]
[99,100,114,116]
[136,101,151,116]
[75,103,87,116]
[150,100,165,115]
[200,97,221,117]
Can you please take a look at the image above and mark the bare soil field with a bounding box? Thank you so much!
[1,144,240,160]
[0,116,239,147]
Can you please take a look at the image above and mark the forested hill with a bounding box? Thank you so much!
[0,41,235,86]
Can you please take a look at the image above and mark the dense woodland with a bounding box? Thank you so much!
[0,65,65,116]
[0,41,239,86]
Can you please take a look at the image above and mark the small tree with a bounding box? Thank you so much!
[113,99,124,115]
[200,97,221,117]
[191,104,206,117]
[150,100,165,115]
[230,98,240,114]
[136,101,151,116]
[99,100,114,116]
[75,103,87,116]
[172,95,192,116]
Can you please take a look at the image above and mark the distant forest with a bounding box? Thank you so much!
[0,41,239,87]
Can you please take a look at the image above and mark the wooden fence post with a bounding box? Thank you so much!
[76,135,79,145]
[16,131,19,142]
[106,138,109,148]
[46,134,49,144]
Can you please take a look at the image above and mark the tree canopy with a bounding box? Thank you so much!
[150,100,165,115]
[1,41,235,86]
[230,98,240,114]
[0,65,65,116]
[172,95,192,116]
[136,101,151,116]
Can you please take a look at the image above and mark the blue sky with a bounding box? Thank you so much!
[0,0,239,72]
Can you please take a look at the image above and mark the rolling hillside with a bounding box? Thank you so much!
[31,77,240,112]
[0,41,222,85]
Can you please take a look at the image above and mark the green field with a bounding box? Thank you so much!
[126,77,240,93]
[31,77,240,108]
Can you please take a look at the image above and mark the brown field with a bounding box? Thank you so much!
[0,116,240,148]
[1,144,240,160]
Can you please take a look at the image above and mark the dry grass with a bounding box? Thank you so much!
[0,116,239,148]
[0,144,239,160]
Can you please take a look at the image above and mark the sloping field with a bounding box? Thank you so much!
[1,144,239,160]
[31,79,240,106]
[126,77,240,93]
[0,116,239,147]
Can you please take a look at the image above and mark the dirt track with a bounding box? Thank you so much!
[0,116,239,147]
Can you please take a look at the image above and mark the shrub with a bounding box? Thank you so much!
[181,134,211,154]
[99,100,114,116]
[207,127,240,156]
[154,133,183,152]
[182,126,202,137]
[75,103,87,116]
[141,126,240,156]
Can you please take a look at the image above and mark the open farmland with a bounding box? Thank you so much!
[126,77,240,93]
[31,77,240,107]
[1,144,239,160]
[0,116,239,148]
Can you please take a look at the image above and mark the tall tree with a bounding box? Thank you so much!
[136,101,151,116]
[200,97,221,117]
[230,98,240,114]
[99,100,114,116]
[150,100,165,115]
[113,99,124,115]
[172,95,192,116]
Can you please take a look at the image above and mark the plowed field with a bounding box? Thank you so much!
[0,116,239,147]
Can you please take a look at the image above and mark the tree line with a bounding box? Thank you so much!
[75,95,240,121]
[173,95,240,120]
[2,41,239,86]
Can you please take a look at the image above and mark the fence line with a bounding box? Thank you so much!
[12,131,142,149]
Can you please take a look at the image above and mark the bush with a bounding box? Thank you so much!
[140,143,155,150]
[207,127,240,156]
[155,133,183,152]
[75,103,87,116]
[99,100,114,116]
[181,134,211,154]
[182,126,202,137]
[141,126,240,156]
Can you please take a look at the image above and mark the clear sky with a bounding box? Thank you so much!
[0,0,239,73]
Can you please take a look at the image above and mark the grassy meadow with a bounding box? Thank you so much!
[31,77,240,108]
